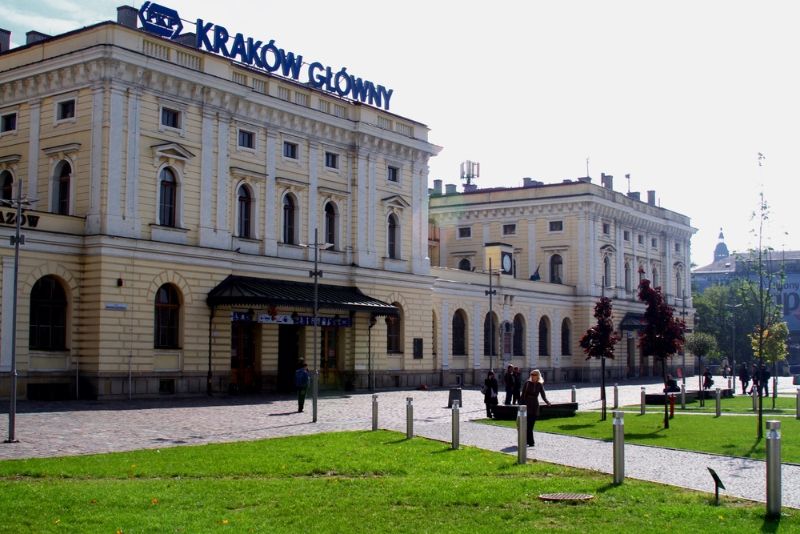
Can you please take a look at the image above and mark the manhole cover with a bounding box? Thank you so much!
[538,493,594,502]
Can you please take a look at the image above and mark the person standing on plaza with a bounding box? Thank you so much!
[503,364,515,405]
[512,366,522,404]
[483,371,499,418]
[760,364,771,397]
[738,363,750,395]
[520,369,550,446]
[750,363,759,395]
[295,362,310,412]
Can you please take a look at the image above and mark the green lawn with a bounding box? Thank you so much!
[0,431,793,533]
[621,394,798,414]
[488,412,800,462]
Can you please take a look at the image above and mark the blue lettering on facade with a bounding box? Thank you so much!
[140,5,394,110]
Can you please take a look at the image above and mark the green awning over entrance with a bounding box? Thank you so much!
[206,275,398,316]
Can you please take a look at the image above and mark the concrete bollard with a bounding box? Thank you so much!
[796,389,799,421]
[451,400,460,450]
[613,384,619,409]
[613,410,625,484]
[680,384,686,409]
[372,394,378,431]
[517,405,527,464]
[766,420,782,517]
[406,397,413,439]
[715,388,722,417]
[571,385,577,403]
[640,387,646,415]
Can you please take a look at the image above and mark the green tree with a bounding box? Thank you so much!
[749,321,789,409]
[579,297,620,421]
[638,278,686,429]
[685,332,718,402]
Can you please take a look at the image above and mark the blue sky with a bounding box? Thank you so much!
[2,0,799,266]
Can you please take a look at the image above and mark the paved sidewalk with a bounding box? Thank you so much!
[0,378,797,509]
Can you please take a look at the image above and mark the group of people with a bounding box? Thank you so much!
[484,367,550,447]
[738,363,772,397]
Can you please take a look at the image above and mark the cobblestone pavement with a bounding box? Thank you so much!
[0,376,798,509]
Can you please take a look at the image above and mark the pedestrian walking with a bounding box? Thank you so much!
[520,369,550,446]
[503,365,515,405]
[738,363,750,395]
[749,363,759,395]
[295,362,310,412]
[483,371,499,418]
[760,365,771,397]
[512,366,522,404]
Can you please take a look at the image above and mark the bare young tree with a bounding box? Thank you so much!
[579,297,620,421]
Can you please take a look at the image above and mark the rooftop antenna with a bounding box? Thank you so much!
[460,160,479,192]
[585,156,590,178]
[625,173,631,193]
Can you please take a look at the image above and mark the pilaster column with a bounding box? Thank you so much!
[0,257,14,371]
[264,130,278,256]
[26,100,40,203]
[307,141,319,247]
[124,88,141,236]
[199,109,216,247]
[106,85,125,235]
[86,86,104,234]
[441,301,450,370]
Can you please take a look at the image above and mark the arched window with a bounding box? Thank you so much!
[29,276,67,350]
[452,309,466,356]
[387,213,399,259]
[282,194,297,244]
[538,317,550,356]
[154,283,181,349]
[159,167,177,227]
[561,318,572,356]
[483,312,498,356]
[324,202,337,248]
[513,314,525,356]
[549,254,563,284]
[624,262,632,292]
[1,171,12,202]
[675,267,683,299]
[53,161,71,215]
[603,256,612,288]
[386,306,402,353]
[237,185,252,238]
[458,258,471,271]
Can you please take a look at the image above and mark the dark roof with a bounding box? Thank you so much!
[619,313,644,331]
[206,275,398,315]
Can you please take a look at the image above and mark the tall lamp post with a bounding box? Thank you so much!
[726,303,742,386]
[309,229,322,423]
[485,258,496,371]
[4,180,28,444]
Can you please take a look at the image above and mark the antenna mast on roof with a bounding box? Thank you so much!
[625,173,631,193]
[460,160,479,192]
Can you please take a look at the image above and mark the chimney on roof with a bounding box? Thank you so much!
[647,190,656,205]
[0,29,10,52]
[628,191,641,201]
[577,176,591,183]
[445,184,457,195]
[117,5,139,28]
[523,177,533,187]
[432,179,443,195]
[176,33,196,47]
[601,172,613,189]
[25,31,50,45]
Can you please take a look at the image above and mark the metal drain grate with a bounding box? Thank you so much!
[538,493,594,502]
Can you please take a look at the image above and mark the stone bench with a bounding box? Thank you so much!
[644,391,697,405]
[490,402,578,421]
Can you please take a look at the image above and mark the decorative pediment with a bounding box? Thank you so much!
[230,166,266,181]
[42,143,81,158]
[151,142,195,163]
[0,154,22,167]
[382,195,410,209]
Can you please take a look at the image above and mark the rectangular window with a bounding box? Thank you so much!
[1,113,17,133]
[57,99,75,121]
[387,165,399,182]
[675,242,681,253]
[161,107,181,129]
[325,151,339,169]
[623,230,630,241]
[651,237,658,248]
[603,222,610,235]
[502,224,516,235]
[458,226,471,238]
[549,220,563,232]
[638,234,644,245]
[283,141,298,159]
[238,129,255,149]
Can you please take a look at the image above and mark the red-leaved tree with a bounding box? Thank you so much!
[580,297,620,420]
[638,278,686,429]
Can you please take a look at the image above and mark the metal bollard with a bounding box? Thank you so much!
[640,387,646,415]
[766,420,782,517]
[372,394,378,431]
[451,400,460,450]
[517,405,527,464]
[406,397,413,439]
[796,389,799,421]
[715,388,721,417]
[680,384,686,409]
[613,410,625,484]
[613,384,619,409]
[571,385,577,403]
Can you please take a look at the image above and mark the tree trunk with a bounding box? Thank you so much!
[662,358,669,429]
[601,356,607,421]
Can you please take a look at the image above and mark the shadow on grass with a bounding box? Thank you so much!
[555,424,595,431]
[624,427,668,441]
[594,482,621,494]
[761,515,781,532]
[745,437,764,458]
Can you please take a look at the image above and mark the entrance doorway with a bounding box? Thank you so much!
[319,326,340,386]
[627,337,636,378]
[278,325,301,393]
[231,321,258,393]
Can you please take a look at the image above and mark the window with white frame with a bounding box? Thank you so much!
[282,194,298,244]
[160,106,181,129]
[602,222,611,235]
[387,213,399,259]
[56,99,75,121]
[158,167,178,227]
[623,230,630,241]
[502,224,516,235]
[1,112,16,133]
[457,226,471,239]
[52,160,71,215]
[651,237,658,249]
[283,141,298,159]
[238,129,255,149]
[325,151,339,169]
[387,165,399,183]
[237,184,253,238]
[549,220,563,232]
[324,201,338,249]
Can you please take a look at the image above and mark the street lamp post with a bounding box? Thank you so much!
[309,229,323,423]
[726,303,742,388]
[4,181,27,443]
[485,258,496,372]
